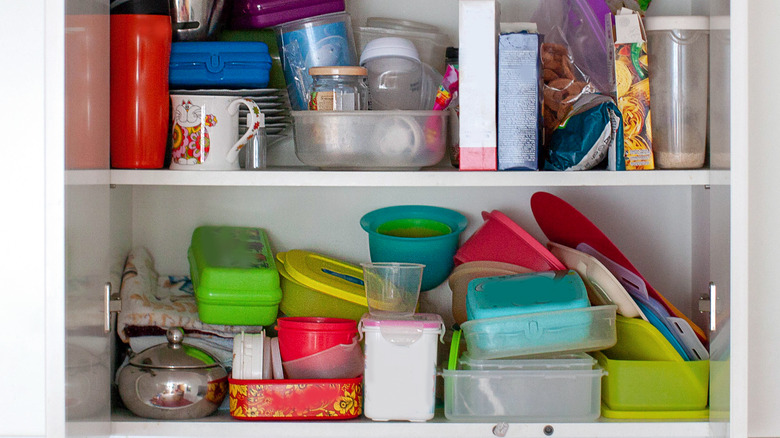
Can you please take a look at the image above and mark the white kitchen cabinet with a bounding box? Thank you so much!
[7,0,780,437]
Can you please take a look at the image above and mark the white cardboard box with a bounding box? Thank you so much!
[458,0,499,170]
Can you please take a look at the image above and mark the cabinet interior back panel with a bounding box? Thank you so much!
[129,185,699,316]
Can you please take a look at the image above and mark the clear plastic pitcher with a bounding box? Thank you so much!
[646,16,709,169]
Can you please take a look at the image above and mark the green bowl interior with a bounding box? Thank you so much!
[376,218,452,238]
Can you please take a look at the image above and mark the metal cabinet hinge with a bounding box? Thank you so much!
[104,282,122,333]
[698,282,717,332]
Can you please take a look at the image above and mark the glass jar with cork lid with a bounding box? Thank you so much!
[307,66,369,111]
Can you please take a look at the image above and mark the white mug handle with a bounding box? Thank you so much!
[225,98,263,164]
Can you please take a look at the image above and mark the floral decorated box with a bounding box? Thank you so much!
[228,376,362,420]
[613,8,654,170]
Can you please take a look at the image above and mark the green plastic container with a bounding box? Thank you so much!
[593,315,709,416]
[188,226,282,326]
[276,250,368,321]
[594,350,709,414]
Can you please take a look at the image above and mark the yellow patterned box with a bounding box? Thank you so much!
[614,9,653,170]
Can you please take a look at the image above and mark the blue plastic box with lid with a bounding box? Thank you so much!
[169,42,273,88]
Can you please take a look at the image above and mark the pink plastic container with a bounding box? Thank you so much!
[230,0,345,29]
[276,317,358,362]
[454,210,566,271]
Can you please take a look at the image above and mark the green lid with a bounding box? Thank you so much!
[189,226,281,304]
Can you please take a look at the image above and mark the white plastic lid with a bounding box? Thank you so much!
[270,337,284,380]
[366,17,441,34]
[644,16,709,31]
[360,37,421,65]
[360,312,443,329]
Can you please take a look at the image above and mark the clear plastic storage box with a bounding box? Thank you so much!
[443,353,605,422]
[291,110,448,169]
[460,305,617,359]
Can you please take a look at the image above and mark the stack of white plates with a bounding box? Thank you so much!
[169,88,292,144]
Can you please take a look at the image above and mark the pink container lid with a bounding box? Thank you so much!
[359,313,444,329]
[454,210,565,271]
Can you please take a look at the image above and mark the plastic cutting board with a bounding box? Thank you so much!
[529,191,707,345]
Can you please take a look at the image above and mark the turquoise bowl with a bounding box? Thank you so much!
[360,205,468,291]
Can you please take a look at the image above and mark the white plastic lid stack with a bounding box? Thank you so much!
[644,16,709,31]
[359,37,421,65]
[232,331,265,380]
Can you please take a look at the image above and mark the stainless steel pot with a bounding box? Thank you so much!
[117,328,228,419]
[170,0,228,41]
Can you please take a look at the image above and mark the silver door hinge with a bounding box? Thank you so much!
[104,282,121,333]
[698,282,717,331]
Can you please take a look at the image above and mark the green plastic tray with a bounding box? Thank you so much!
[594,350,709,413]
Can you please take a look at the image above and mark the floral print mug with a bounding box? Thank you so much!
[169,94,263,170]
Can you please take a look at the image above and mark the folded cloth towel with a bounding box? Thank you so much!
[116,247,263,343]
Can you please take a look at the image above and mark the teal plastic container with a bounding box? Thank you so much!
[466,270,589,320]
[188,226,282,326]
[360,205,468,291]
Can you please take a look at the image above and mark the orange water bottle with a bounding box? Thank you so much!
[110,0,171,169]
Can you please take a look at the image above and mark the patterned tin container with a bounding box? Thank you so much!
[228,376,362,420]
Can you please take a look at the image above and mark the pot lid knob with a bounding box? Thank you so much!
[167,327,184,349]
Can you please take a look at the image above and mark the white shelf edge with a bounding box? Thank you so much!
[65,169,112,186]
[109,169,730,187]
[110,409,714,438]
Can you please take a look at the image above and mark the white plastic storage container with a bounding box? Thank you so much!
[443,353,605,422]
[359,313,445,422]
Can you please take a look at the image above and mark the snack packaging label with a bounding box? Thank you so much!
[497,31,542,171]
[613,8,653,170]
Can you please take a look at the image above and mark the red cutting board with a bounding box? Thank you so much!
[530,191,707,344]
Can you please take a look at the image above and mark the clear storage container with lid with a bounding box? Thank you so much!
[645,16,709,169]
[307,66,368,111]
[360,37,424,110]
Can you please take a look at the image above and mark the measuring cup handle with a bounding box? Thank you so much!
[225,98,263,164]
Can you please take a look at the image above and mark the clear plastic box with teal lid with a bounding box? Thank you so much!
[188,226,282,326]
[465,269,589,321]
[460,304,617,359]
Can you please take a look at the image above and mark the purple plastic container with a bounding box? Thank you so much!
[231,0,346,29]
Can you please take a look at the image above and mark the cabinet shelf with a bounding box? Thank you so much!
[110,409,713,438]
[108,168,729,187]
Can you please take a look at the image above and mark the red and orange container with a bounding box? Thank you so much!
[229,376,362,420]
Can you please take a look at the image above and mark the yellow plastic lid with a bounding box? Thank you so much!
[603,315,684,362]
[277,250,367,307]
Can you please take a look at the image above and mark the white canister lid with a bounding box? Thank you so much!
[644,16,709,31]
[359,313,445,346]
[360,312,444,329]
[360,37,421,65]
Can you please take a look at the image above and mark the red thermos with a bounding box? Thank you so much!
[110,0,171,169]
